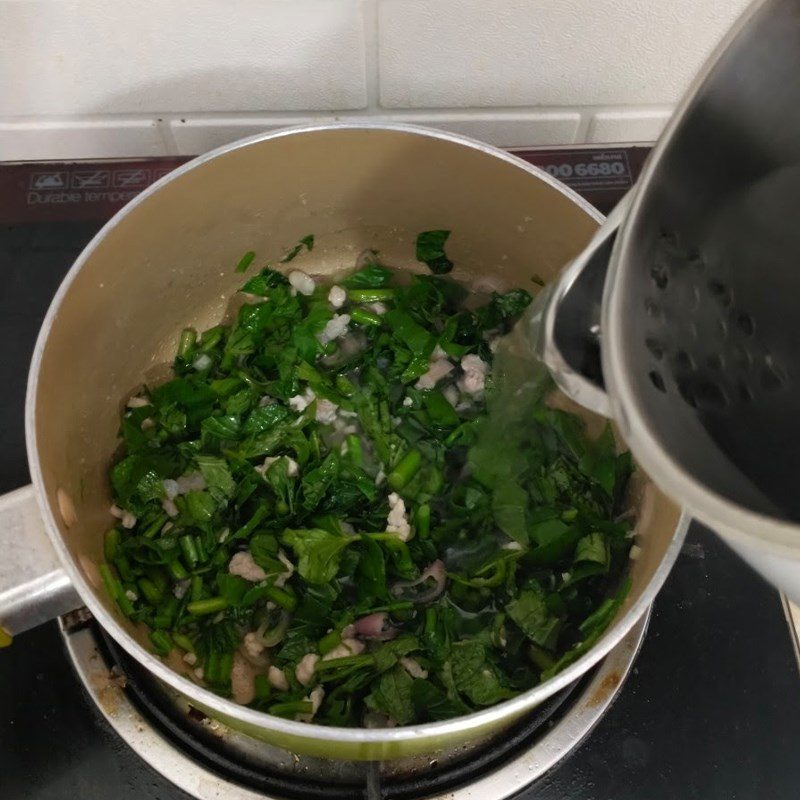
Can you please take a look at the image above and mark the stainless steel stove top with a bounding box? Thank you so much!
[60,612,648,799]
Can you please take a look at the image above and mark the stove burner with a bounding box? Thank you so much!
[60,611,647,800]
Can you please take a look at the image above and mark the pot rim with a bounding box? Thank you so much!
[604,0,800,556]
[26,121,689,745]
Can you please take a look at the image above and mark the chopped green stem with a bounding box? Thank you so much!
[190,575,204,602]
[416,504,431,538]
[211,376,243,397]
[235,250,256,273]
[347,289,395,303]
[187,596,229,616]
[217,652,234,684]
[335,375,356,396]
[138,577,163,604]
[424,607,436,634]
[205,652,221,683]
[269,700,313,718]
[350,308,382,327]
[308,429,322,461]
[104,529,119,562]
[356,600,414,614]
[141,514,168,539]
[388,449,422,490]
[194,535,207,563]
[315,654,373,672]
[177,328,197,359]
[364,533,395,541]
[99,564,134,616]
[200,325,225,351]
[150,630,173,656]
[153,597,178,629]
[425,465,444,495]
[444,424,467,447]
[345,434,363,466]
[254,674,272,701]
[318,630,341,655]
[172,632,195,653]
[263,585,297,612]
[179,535,199,568]
[113,555,135,584]
[379,400,392,433]
[167,559,189,581]
[146,568,169,595]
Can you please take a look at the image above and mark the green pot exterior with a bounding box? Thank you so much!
[188,695,529,761]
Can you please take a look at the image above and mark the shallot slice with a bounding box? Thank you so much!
[390,559,446,604]
[353,612,397,641]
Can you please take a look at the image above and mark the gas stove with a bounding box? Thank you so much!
[1,147,799,800]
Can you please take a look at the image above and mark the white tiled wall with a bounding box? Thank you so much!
[0,0,751,160]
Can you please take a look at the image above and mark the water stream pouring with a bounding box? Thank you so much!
[537,0,800,601]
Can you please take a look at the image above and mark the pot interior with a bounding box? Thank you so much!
[31,126,682,757]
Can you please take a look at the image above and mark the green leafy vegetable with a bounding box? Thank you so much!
[282,528,351,584]
[416,230,453,275]
[365,664,415,725]
[183,491,216,524]
[344,259,393,288]
[104,231,633,728]
[507,587,561,649]
[235,250,256,273]
[449,641,513,706]
[492,481,529,543]
[196,455,235,500]
[240,267,289,296]
[475,289,533,331]
[281,234,314,263]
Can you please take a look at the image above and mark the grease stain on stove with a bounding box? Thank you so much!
[95,677,122,716]
[84,646,129,716]
[585,669,622,708]
[187,705,207,723]
[190,708,224,737]
[681,542,706,559]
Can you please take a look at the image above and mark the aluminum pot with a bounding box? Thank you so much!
[0,124,686,761]
[540,0,800,604]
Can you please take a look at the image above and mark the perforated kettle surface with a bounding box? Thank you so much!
[613,0,800,520]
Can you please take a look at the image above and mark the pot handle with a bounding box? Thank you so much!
[538,193,633,418]
[0,484,82,646]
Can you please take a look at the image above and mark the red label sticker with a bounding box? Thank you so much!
[0,158,189,224]
[0,148,650,225]
[511,147,650,204]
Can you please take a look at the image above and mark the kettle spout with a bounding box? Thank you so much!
[539,193,633,418]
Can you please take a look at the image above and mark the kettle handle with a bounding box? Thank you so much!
[539,193,633,418]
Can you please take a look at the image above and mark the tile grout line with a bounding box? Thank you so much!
[360,0,381,112]
[0,104,675,125]
[0,106,674,159]
[155,116,179,157]
[574,112,592,145]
